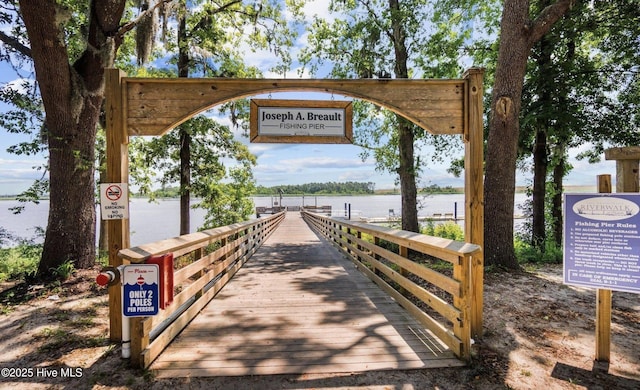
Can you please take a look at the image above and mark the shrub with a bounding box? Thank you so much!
[0,243,42,282]
[514,238,563,264]
[421,221,464,241]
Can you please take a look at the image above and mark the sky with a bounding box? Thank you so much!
[0,1,617,196]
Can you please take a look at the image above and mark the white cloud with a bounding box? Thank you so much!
[0,158,47,195]
[565,143,616,185]
[278,156,370,169]
[1,77,35,94]
[337,170,375,182]
[0,158,46,175]
[299,0,335,22]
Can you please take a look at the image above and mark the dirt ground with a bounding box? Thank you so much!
[0,264,638,390]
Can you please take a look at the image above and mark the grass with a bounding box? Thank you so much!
[37,326,107,353]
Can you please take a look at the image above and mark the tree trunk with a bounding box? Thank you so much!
[484,0,574,269]
[390,0,418,233]
[484,1,531,270]
[19,0,126,277]
[531,30,553,250]
[98,154,108,254]
[550,24,575,248]
[398,119,419,232]
[39,107,98,273]
[552,148,565,246]
[178,1,191,236]
[531,128,548,249]
[179,128,191,235]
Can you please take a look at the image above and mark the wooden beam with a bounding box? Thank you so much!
[105,68,130,341]
[463,68,485,338]
[124,78,465,136]
[604,146,640,160]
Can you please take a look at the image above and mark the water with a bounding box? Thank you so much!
[1,194,528,247]
[254,194,466,218]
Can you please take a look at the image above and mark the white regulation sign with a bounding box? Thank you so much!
[100,183,129,220]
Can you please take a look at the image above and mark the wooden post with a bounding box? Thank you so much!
[105,68,130,340]
[600,147,640,363]
[597,147,640,367]
[595,174,612,365]
[453,255,472,361]
[463,68,485,338]
[604,146,640,193]
[399,245,409,296]
[374,237,381,276]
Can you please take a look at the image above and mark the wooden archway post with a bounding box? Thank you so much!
[463,68,485,338]
[105,68,131,340]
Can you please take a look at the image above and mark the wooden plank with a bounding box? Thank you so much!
[183,315,429,331]
[124,78,465,136]
[125,78,463,101]
[154,359,465,378]
[150,212,462,377]
[158,344,445,361]
[164,331,445,352]
[154,352,442,369]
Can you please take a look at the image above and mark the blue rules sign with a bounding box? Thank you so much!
[564,193,640,294]
[122,264,159,317]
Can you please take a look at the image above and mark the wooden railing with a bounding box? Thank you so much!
[302,210,482,361]
[117,212,285,368]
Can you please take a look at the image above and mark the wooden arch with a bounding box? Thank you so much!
[104,67,484,338]
[116,75,470,137]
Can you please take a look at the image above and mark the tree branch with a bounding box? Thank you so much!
[528,0,575,46]
[0,29,32,58]
[115,0,175,43]
[192,0,244,32]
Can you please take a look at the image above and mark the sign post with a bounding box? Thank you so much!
[595,175,612,364]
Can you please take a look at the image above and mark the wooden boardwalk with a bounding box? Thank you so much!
[150,212,464,378]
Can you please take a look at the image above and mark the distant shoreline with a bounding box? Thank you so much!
[0,185,598,200]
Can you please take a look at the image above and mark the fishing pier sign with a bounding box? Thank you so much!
[564,193,640,294]
[250,99,353,144]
